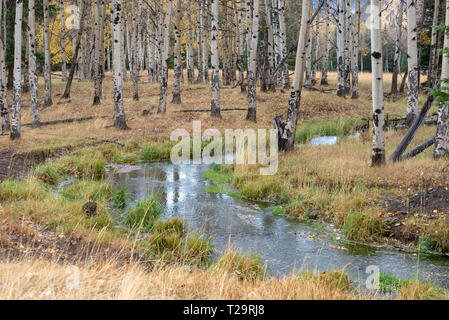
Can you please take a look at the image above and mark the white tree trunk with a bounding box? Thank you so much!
[93,0,105,105]
[210,0,221,117]
[391,0,403,95]
[337,0,345,96]
[29,0,40,128]
[351,0,360,99]
[172,0,182,104]
[158,0,173,114]
[246,0,260,122]
[0,0,8,132]
[428,0,441,87]
[111,0,127,130]
[434,0,449,157]
[43,0,53,106]
[276,0,312,151]
[321,0,330,85]
[406,0,419,126]
[10,0,23,140]
[60,0,67,82]
[370,0,386,165]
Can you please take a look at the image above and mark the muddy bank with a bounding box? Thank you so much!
[380,187,449,245]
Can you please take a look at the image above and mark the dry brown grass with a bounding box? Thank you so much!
[0,257,363,300]
[1,70,422,151]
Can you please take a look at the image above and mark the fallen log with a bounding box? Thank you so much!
[173,108,247,113]
[22,116,108,127]
[390,91,437,162]
[400,137,436,160]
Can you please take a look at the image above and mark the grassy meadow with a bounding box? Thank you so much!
[0,70,448,299]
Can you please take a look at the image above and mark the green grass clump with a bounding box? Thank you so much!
[215,250,267,281]
[34,155,106,185]
[147,217,213,264]
[0,178,47,202]
[379,273,411,293]
[62,180,113,202]
[112,186,129,209]
[204,185,241,198]
[141,141,176,161]
[202,164,234,185]
[125,196,164,230]
[295,117,364,144]
[343,211,384,242]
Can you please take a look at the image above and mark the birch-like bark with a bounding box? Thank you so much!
[321,0,329,85]
[131,0,140,100]
[337,0,345,96]
[305,6,313,87]
[370,0,386,166]
[351,0,360,99]
[210,0,221,117]
[196,1,204,82]
[434,0,449,157]
[125,11,131,81]
[202,0,209,83]
[60,0,67,81]
[246,0,260,122]
[391,0,403,96]
[63,0,87,99]
[279,0,289,88]
[276,0,311,151]
[264,0,275,91]
[93,0,105,105]
[406,0,419,126]
[428,0,441,88]
[238,0,245,92]
[344,0,351,94]
[29,0,40,128]
[172,0,182,104]
[158,0,173,114]
[187,0,195,83]
[0,0,8,132]
[246,0,252,77]
[10,0,23,140]
[111,0,127,130]
[43,0,53,106]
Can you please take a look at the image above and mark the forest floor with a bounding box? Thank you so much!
[0,71,448,299]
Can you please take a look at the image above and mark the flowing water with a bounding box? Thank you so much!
[106,161,449,289]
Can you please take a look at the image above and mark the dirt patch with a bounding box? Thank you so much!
[0,148,67,182]
[0,215,144,266]
[380,187,449,243]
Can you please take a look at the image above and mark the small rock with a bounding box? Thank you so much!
[142,106,155,116]
[82,202,97,217]
[306,208,320,220]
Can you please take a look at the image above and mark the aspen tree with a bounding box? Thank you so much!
[370,0,386,166]
[246,0,260,122]
[158,0,173,114]
[406,0,419,126]
[43,0,53,106]
[10,0,23,140]
[29,0,40,128]
[111,0,127,130]
[434,0,449,157]
[210,0,221,117]
[172,0,182,104]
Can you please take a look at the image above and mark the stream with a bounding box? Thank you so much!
[106,161,449,290]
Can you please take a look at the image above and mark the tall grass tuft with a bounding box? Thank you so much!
[125,195,164,230]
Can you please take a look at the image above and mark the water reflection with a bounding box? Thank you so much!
[107,162,449,288]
